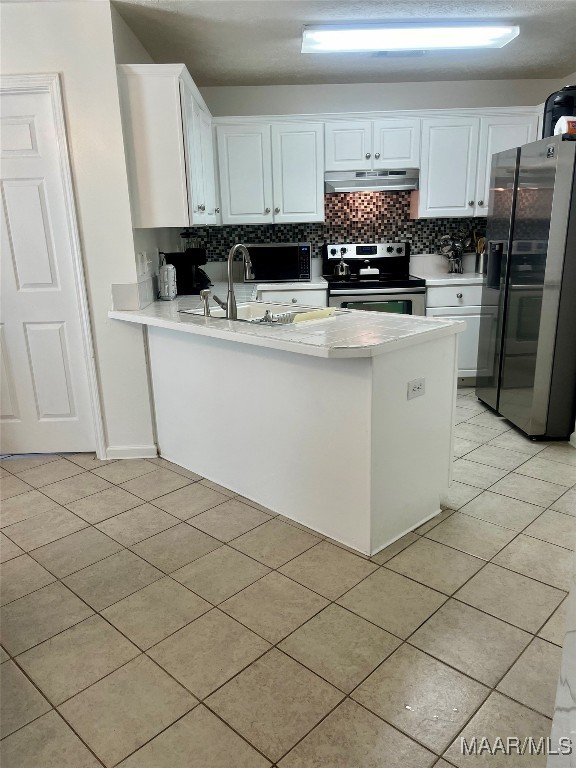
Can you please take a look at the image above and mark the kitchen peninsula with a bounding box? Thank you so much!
[110,299,464,555]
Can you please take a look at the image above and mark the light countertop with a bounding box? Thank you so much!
[417,271,484,286]
[110,286,464,359]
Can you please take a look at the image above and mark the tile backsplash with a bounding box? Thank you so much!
[190,192,485,260]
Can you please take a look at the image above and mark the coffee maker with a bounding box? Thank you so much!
[160,230,211,295]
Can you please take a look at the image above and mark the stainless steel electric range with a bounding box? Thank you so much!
[323,242,426,316]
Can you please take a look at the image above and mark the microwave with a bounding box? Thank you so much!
[244,243,312,282]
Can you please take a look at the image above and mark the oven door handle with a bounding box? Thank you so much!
[329,288,426,296]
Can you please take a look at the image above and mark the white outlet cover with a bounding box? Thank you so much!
[407,378,425,400]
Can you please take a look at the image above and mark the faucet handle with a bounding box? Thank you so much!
[200,289,211,300]
[200,289,211,317]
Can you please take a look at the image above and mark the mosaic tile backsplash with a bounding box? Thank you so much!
[192,192,486,260]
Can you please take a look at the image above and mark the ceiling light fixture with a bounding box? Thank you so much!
[301,23,519,53]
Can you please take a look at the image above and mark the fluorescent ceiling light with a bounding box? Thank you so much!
[301,23,519,53]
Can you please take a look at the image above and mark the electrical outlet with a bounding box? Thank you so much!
[407,377,425,400]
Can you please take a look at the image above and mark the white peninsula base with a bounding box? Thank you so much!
[144,320,460,556]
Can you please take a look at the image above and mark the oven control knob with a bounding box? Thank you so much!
[396,247,403,254]
[386,246,394,253]
[340,247,347,255]
[330,248,337,256]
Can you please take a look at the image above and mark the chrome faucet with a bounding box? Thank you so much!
[221,243,251,320]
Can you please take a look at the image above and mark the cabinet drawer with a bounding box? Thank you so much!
[426,285,482,308]
[256,288,327,307]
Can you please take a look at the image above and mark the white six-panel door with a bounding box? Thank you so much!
[0,76,98,453]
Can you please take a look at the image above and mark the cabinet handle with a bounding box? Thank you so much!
[198,204,206,212]
[375,152,381,159]
[265,207,271,214]
[468,200,474,206]
[274,207,280,214]
[292,298,297,303]
[478,200,484,206]
[457,293,463,299]
[215,207,220,214]
[365,152,371,159]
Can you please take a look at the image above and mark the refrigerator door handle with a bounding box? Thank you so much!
[486,242,503,290]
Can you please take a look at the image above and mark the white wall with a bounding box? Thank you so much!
[1,1,156,456]
[201,77,566,117]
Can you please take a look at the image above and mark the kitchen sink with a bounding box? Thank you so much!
[180,302,337,325]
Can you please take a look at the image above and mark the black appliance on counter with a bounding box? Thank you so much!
[161,248,211,295]
[323,242,426,316]
[542,85,576,138]
[243,243,312,282]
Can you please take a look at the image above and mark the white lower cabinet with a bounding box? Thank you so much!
[256,287,327,307]
[427,303,498,378]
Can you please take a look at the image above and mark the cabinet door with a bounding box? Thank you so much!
[427,305,498,378]
[372,118,420,169]
[180,86,207,225]
[271,123,324,223]
[418,118,480,218]
[475,115,538,215]
[199,109,218,223]
[325,121,372,171]
[216,124,273,224]
[256,288,327,307]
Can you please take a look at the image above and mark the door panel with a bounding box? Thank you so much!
[272,123,324,223]
[427,305,498,378]
[373,118,420,169]
[324,121,372,170]
[0,83,95,452]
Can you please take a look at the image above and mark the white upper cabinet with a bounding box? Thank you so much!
[271,123,324,223]
[216,122,324,225]
[325,121,373,170]
[118,64,218,228]
[474,115,538,214]
[216,124,273,224]
[417,118,480,218]
[372,118,420,169]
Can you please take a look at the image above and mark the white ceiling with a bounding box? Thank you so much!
[113,0,576,86]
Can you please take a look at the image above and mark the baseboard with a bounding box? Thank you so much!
[105,444,158,459]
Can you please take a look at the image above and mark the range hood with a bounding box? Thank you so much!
[325,168,419,193]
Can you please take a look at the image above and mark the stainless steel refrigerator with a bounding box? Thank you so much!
[476,134,576,438]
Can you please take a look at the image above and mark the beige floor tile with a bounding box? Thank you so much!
[278,698,435,768]
[538,599,568,646]
[0,646,8,662]
[2,506,87,551]
[443,692,552,767]
[17,615,139,704]
[0,582,93,655]
[440,481,483,511]
[489,473,567,508]
[149,608,270,698]
[1,474,33,500]
[463,445,529,471]
[415,510,454,536]
[451,459,508,490]
[410,600,531,687]
[91,458,157,484]
[66,485,144,523]
[62,550,163,611]
[0,490,58,528]
[0,554,55,605]
[199,478,236,497]
[524,509,576,549]
[0,454,60,473]
[40,471,112,505]
[337,568,447,639]
[59,655,196,767]
[119,468,191,501]
[424,512,516,560]
[487,431,549,455]
[220,571,328,643]
[453,437,484,458]
[131,522,221,572]
[465,411,511,433]
[492,534,573,591]
[279,603,400,693]
[102,577,211,650]
[551,488,576,516]
[0,710,101,768]
[96,504,179,546]
[231,518,319,567]
[0,660,51,737]
[385,538,484,595]
[455,422,506,444]
[146,456,202,480]
[30,527,122,578]
[370,532,420,563]
[497,638,562,718]
[0,532,23,563]
[206,648,343,763]
[16,459,84,488]
[172,545,269,604]
[235,495,277,515]
[455,405,479,423]
[515,455,576,487]
[454,563,565,633]
[191,499,272,543]
[353,644,489,754]
[539,442,576,467]
[63,452,117,470]
[459,491,545,532]
[152,482,230,519]
[279,541,376,600]
[117,705,271,768]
